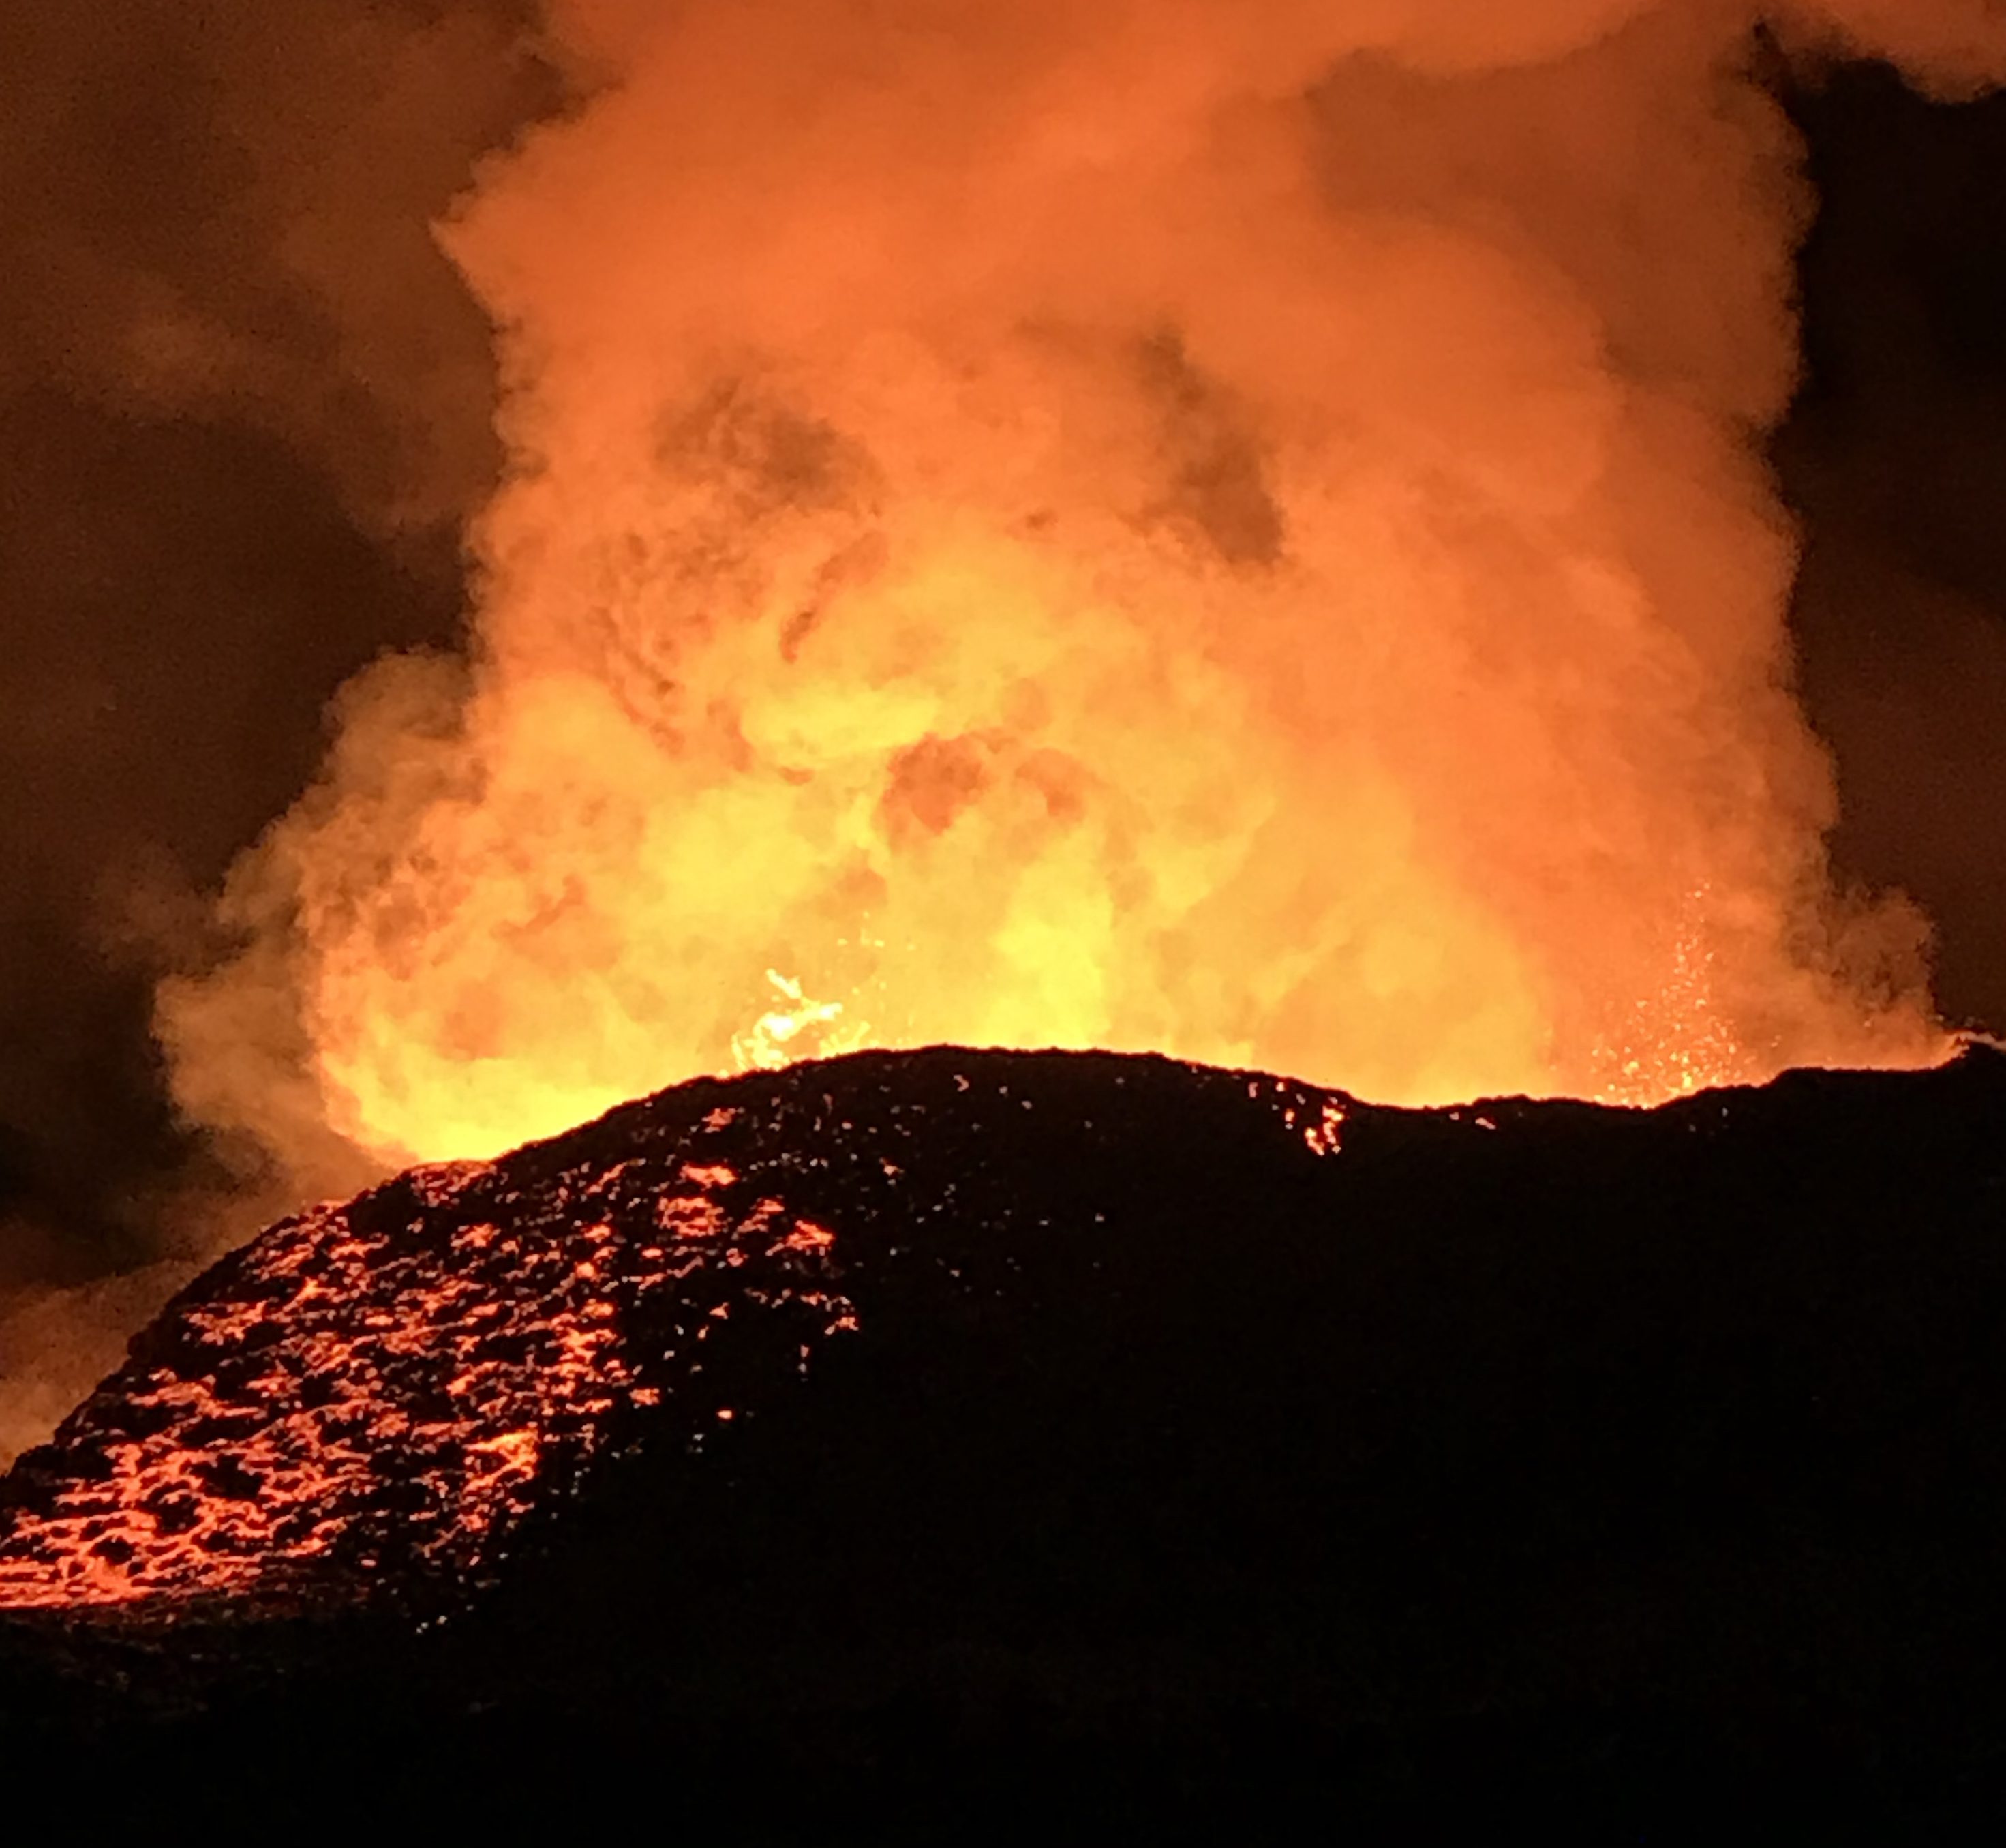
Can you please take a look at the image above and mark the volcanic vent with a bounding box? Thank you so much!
[0,1049,1341,1610]
[7,1044,2006,1832]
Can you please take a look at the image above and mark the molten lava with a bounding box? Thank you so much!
[8,1044,2006,1830]
[0,1100,859,1609]
[0,1050,1348,1612]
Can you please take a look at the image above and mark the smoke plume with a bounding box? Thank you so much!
[153,0,2006,1193]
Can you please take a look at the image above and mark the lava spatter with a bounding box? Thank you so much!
[0,1048,1357,1613]
[0,1106,862,1610]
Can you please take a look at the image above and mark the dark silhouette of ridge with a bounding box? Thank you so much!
[3,1044,2006,1837]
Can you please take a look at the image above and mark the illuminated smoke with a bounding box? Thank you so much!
[159,1,2006,1187]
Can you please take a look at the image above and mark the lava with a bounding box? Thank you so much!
[0,1099,862,1610]
[0,1052,1351,1612]
[7,1043,2006,1831]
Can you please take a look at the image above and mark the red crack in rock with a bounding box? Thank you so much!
[0,1123,855,1610]
[0,1051,1351,1615]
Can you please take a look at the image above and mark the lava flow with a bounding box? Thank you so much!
[0,1093,860,1609]
[0,1050,1345,1611]
[7,1048,2006,1828]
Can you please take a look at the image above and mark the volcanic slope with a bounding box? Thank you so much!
[4,1045,2006,1834]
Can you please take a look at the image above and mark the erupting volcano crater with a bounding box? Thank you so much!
[0,1049,1349,1613]
[5,1046,2006,1830]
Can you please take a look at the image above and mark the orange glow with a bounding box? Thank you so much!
[0,1130,857,1609]
[154,2,1960,1190]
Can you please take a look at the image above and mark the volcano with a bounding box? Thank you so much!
[4,1045,2006,1833]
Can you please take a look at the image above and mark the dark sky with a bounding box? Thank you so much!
[0,0,558,1284]
[1,7,2003,1300]
[1781,59,2006,1042]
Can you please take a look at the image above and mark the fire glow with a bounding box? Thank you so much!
[0,1100,861,1609]
[153,0,2003,1194]
[0,1055,1343,1610]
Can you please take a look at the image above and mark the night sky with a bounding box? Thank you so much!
[1,5,2003,1297]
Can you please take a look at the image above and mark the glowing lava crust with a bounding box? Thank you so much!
[0,1049,1343,1611]
[7,1044,2006,1831]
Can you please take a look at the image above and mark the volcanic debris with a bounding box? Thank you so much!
[4,1044,2006,1834]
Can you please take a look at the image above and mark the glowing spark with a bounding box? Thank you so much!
[731,970,870,1073]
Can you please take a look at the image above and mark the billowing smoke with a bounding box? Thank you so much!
[155,0,2006,1191]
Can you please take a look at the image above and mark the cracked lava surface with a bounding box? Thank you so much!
[0,1050,1348,1611]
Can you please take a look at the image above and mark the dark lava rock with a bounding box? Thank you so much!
[3,1044,2006,1837]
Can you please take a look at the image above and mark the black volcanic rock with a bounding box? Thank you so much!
[4,1044,2006,1835]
